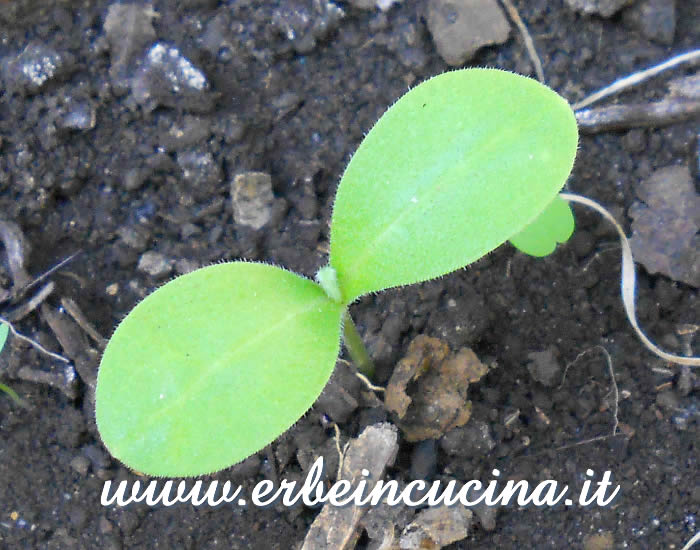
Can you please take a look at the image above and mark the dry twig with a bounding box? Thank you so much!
[0,316,70,364]
[572,49,700,110]
[499,0,545,83]
[576,97,700,133]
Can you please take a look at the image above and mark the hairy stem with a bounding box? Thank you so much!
[342,310,375,379]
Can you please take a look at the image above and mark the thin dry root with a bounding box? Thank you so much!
[572,49,700,110]
[560,193,699,368]
[499,0,545,83]
[355,371,385,393]
[560,345,619,437]
[680,531,700,550]
[0,317,70,364]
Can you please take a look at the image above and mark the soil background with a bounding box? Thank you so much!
[0,0,698,548]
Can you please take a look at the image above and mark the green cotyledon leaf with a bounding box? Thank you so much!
[509,195,575,257]
[0,321,8,353]
[96,262,344,477]
[329,68,578,304]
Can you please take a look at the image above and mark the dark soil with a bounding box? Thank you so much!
[0,1,698,548]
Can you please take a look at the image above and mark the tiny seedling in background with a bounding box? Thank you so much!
[96,68,578,477]
[0,321,8,353]
[0,321,28,408]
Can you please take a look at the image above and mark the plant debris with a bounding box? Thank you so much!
[385,335,488,441]
[301,423,399,550]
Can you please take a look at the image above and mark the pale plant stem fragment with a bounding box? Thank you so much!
[355,370,385,393]
[499,0,545,83]
[572,49,700,110]
[21,251,81,297]
[680,531,700,550]
[5,282,54,323]
[60,296,107,349]
[0,317,71,364]
[560,193,699,368]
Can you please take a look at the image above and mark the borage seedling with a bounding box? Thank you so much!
[96,69,578,477]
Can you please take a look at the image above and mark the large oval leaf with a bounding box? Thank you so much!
[330,68,578,303]
[96,262,343,477]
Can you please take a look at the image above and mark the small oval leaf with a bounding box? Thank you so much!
[330,68,578,303]
[509,195,575,257]
[96,262,343,477]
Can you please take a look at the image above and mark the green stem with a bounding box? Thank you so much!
[0,382,28,409]
[342,310,375,379]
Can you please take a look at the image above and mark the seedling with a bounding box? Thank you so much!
[96,69,578,477]
[0,320,27,407]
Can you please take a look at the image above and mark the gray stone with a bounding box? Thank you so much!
[1,42,73,94]
[231,172,276,230]
[628,165,699,288]
[564,0,633,17]
[400,504,473,548]
[159,116,211,151]
[58,100,97,131]
[347,0,403,10]
[427,0,510,66]
[69,455,90,476]
[132,42,214,112]
[314,360,362,423]
[272,0,345,54]
[176,149,222,189]
[623,0,676,45]
[527,348,561,387]
[103,3,157,86]
[137,251,173,277]
[439,420,495,457]
[117,225,149,251]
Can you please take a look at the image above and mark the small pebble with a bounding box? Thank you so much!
[70,455,91,476]
[526,348,561,387]
[564,0,632,17]
[231,172,276,230]
[177,149,222,191]
[271,0,344,54]
[623,0,676,45]
[2,42,72,93]
[132,42,214,112]
[137,251,173,277]
[426,0,510,66]
[440,421,495,457]
[83,444,112,469]
[655,389,679,409]
[58,100,96,131]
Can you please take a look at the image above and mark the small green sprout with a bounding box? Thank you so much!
[96,68,578,477]
[0,320,27,408]
[0,321,8,352]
